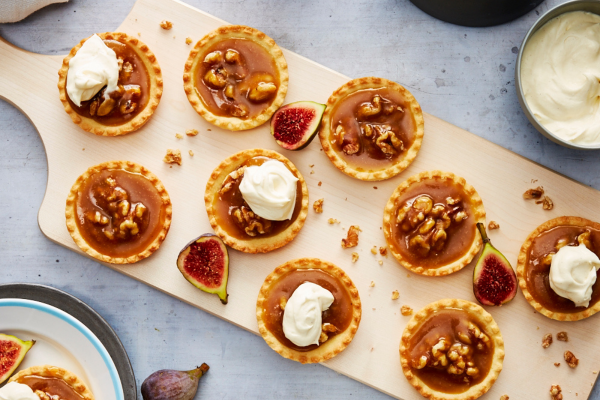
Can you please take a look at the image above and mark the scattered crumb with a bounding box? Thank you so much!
[137,32,141,36]
[500,396,509,400]
[550,384,562,400]
[175,133,183,139]
[537,326,539,330]
[341,225,361,248]
[371,246,378,255]
[370,347,374,352]
[373,186,377,189]
[160,20,173,30]
[378,260,383,266]
[593,371,598,374]
[401,305,413,316]
[391,290,399,300]
[488,221,500,230]
[313,198,324,214]
[318,181,322,186]
[407,274,410,278]
[379,246,387,256]
[328,218,339,224]
[369,281,375,287]
[309,164,314,168]
[186,37,192,45]
[351,252,359,263]
[372,308,376,311]
[207,128,212,131]
[523,186,544,199]
[186,129,199,136]
[542,333,553,349]
[557,331,568,342]
[163,149,182,165]
[82,148,85,151]
[538,196,554,210]
[189,150,194,156]
[310,170,314,174]
[173,35,176,39]
[554,362,560,367]
[531,178,538,183]
[564,351,579,368]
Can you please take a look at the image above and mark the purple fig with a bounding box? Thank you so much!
[270,101,325,150]
[141,364,209,400]
[0,333,35,384]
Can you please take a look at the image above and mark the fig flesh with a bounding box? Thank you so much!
[473,223,517,306]
[141,364,209,400]
[0,333,35,384]
[177,234,229,304]
[270,101,326,150]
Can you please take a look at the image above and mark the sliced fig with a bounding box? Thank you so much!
[271,101,326,150]
[0,333,35,384]
[177,234,229,304]
[141,363,209,400]
[473,223,517,306]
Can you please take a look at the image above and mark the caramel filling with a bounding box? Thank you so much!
[526,225,600,313]
[67,40,150,125]
[261,269,353,352]
[213,157,302,240]
[16,375,85,400]
[328,88,415,171]
[75,169,166,258]
[408,309,494,394]
[195,38,280,119]
[387,179,475,269]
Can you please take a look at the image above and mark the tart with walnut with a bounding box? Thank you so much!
[184,25,288,131]
[9,365,94,400]
[65,161,172,264]
[400,299,504,400]
[383,171,485,276]
[319,77,424,181]
[204,149,308,253]
[256,258,361,364]
[517,216,600,321]
[58,32,163,136]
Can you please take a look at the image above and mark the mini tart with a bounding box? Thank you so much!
[183,25,288,131]
[58,32,163,136]
[256,258,361,364]
[65,160,172,264]
[319,77,424,181]
[383,171,485,276]
[9,365,94,400]
[205,149,308,253]
[517,216,600,321]
[400,299,504,400]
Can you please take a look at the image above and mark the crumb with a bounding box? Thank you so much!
[593,371,598,374]
[542,333,553,349]
[371,246,377,255]
[407,274,410,278]
[500,396,509,400]
[537,326,539,330]
[564,351,578,368]
[554,362,560,367]
[488,221,500,230]
[189,150,194,156]
[539,196,554,210]
[369,281,375,287]
[550,384,562,400]
[372,308,376,311]
[137,32,141,36]
[186,129,199,136]
[379,246,387,256]
[175,133,183,139]
[82,148,85,151]
[186,37,192,45]
[160,20,173,30]
[163,149,182,165]
[318,181,322,186]
[557,331,568,342]
[341,225,361,248]
[373,186,377,189]
[328,218,339,224]
[401,305,413,316]
[309,164,314,168]
[173,35,176,39]
[310,170,314,174]
[370,347,374,352]
[391,290,399,300]
[351,252,359,263]
[313,198,324,214]
[523,186,544,199]
[531,178,538,183]
[378,260,383,266]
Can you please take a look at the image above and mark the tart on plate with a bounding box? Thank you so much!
[319,77,424,181]
[65,161,172,264]
[256,258,361,363]
[9,365,94,400]
[383,171,485,276]
[58,32,163,136]
[204,149,308,253]
[183,25,288,131]
[517,216,600,321]
[400,299,504,400]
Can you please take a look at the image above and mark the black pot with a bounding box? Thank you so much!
[410,0,546,27]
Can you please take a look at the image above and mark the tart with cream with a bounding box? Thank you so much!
[400,299,504,400]
[58,32,162,136]
[319,77,424,181]
[9,365,94,400]
[65,161,172,264]
[517,216,600,321]
[256,258,361,363]
[204,149,308,253]
[383,171,485,276]
[184,25,288,131]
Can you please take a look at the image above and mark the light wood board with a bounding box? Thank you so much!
[1,0,599,398]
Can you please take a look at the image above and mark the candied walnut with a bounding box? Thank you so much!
[577,231,591,249]
[550,384,563,400]
[363,124,404,155]
[341,225,361,248]
[204,67,228,89]
[343,142,360,155]
[401,305,413,316]
[488,221,500,230]
[523,186,544,199]
[557,332,568,342]
[204,51,223,65]
[357,95,381,119]
[230,103,249,118]
[189,150,194,156]
[160,20,173,30]
[35,391,50,400]
[313,198,324,214]
[248,82,277,102]
[119,100,137,114]
[279,297,287,310]
[564,351,578,368]
[322,323,338,333]
[97,98,116,116]
[536,196,554,210]
[542,333,553,349]
[163,149,182,165]
[379,246,387,256]
[328,218,340,224]
[225,49,242,64]
[233,206,272,236]
[224,84,235,99]
[186,37,192,45]
[121,62,133,81]
[89,98,99,116]
[186,129,199,136]
[391,290,400,300]
[319,331,328,343]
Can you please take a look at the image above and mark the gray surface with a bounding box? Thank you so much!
[0,0,598,399]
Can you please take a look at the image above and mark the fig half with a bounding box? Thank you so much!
[141,364,209,400]
[270,101,326,150]
[177,234,229,304]
[0,333,35,384]
[473,223,517,306]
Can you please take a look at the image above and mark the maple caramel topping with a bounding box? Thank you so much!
[16,375,85,400]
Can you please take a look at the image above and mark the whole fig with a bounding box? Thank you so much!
[141,364,209,400]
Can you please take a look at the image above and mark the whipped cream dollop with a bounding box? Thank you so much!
[239,159,298,221]
[0,382,39,400]
[66,34,120,106]
[549,244,600,307]
[521,11,600,145]
[282,282,334,347]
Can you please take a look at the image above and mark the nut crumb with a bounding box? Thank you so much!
[378,260,383,265]
[564,351,578,368]
[401,305,413,316]
[189,150,194,156]
[309,164,314,168]
[500,396,509,400]
[328,218,339,224]
[542,333,553,349]
[379,246,387,256]
[593,371,598,374]
[186,129,198,136]
[523,186,544,199]
[351,252,359,263]
[542,196,554,210]
[369,281,375,287]
[373,186,378,189]
[160,20,173,30]
[207,128,212,131]
[313,198,324,214]
[371,246,377,255]
[341,225,361,248]
[557,331,568,342]
[554,362,560,367]
[163,149,182,165]
[137,32,141,37]
[310,170,314,174]
[175,133,183,139]
[391,290,399,300]
[186,37,192,45]
[488,221,500,230]
[550,384,562,400]
[318,181,322,186]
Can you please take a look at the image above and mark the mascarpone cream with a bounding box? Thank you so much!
[0,382,39,400]
[549,244,600,307]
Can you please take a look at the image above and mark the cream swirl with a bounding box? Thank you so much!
[282,282,334,347]
[0,382,40,400]
[66,34,120,106]
[239,159,298,221]
[549,244,600,307]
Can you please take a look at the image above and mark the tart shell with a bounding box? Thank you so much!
[204,149,308,253]
[319,77,424,181]
[383,170,486,276]
[9,365,95,400]
[517,216,600,321]
[399,299,504,400]
[65,160,172,264]
[183,25,289,131]
[256,258,362,364]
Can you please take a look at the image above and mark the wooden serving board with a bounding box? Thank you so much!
[1,0,600,398]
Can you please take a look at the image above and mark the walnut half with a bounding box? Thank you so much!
[564,350,579,368]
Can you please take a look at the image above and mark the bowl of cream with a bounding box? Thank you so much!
[516,0,600,149]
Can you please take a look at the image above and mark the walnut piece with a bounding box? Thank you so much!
[370,281,375,287]
[523,186,544,199]
[186,129,199,136]
[542,333,553,349]
[500,396,509,400]
[538,196,553,210]
[313,198,324,214]
[557,331,568,342]
[371,246,377,255]
[341,225,361,248]
[163,149,182,165]
[279,297,287,310]
[160,20,173,30]
[185,37,192,45]
[189,150,194,156]
[35,391,50,400]
[203,51,223,65]
[175,133,183,139]
[550,384,563,400]
[357,95,381,119]
[248,82,277,102]
[379,246,387,256]
[488,221,500,230]
[233,206,272,236]
[351,252,359,263]
[328,218,340,224]
[391,290,400,300]
[204,67,228,89]
[564,350,578,368]
[401,305,413,316]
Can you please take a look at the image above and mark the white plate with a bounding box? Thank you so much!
[0,298,124,400]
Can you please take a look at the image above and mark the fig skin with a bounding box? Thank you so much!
[270,101,326,151]
[141,364,209,400]
[0,333,35,384]
[473,223,517,306]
